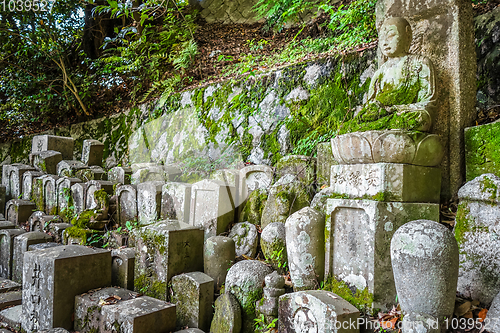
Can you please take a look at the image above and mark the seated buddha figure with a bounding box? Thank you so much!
[343,17,436,133]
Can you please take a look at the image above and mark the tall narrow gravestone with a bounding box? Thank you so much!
[21,245,111,331]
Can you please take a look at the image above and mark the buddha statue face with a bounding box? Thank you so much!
[380,17,412,58]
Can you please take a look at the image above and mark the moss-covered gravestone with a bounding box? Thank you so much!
[2,164,35,201]
[56,160,86,178]
[204,236,235,292]
[0,229,25,279]
[137,181,164,225]
[160,182,192,223]
[261,222,287,273]
[31,135,74,160]
[111,248,135,290]
[108,166,133,185]
[5,199,36,227]
[12,231,52,284]
[30,150,62,175]
[21,171,43,201]
[239,188,267,225]
[210,293,242,333]
[81,139,104,166]
[465,122,500,181]
[228,222,258,257]
[116,184,138,227]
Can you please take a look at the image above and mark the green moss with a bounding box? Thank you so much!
[322,276,373,314]
[454,202,471,247]
[134,272,168,300]
[480,176,498,201]
[464,122,500,181]
[94,189,110,209]
[64,227,95,245]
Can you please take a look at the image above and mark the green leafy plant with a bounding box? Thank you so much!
[254,314,278,333]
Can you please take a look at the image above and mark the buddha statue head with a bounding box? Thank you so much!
[380,17,412,58]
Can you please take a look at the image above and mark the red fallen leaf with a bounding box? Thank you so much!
[478,308,488,322]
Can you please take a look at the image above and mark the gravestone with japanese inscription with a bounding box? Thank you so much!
[22,171,44,201]
[2,164,36,201]
[21,245,111,331]
[116,184,138,226]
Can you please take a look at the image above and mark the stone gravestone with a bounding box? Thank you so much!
[204,236,235,292]
[190,179,236,240]
[276,155,316,186]
[21,245,111,331]
[316,142,337,187]
[261,222,287,272]
[2,164,35,200]
[375,0,476,199]
[30,151,62,175]
[108,166,133,185]
[210,292,242,333]
[171,272,214,331]
[454,174,500,305]
[228,222,258,257]
[81,139,104,166]
[111,248,135,290]
[0,229,26,279]
[286,207,325,291]
[56,177,81,219]
[85,180,113,210]
[325,198,439,310]
[5,200,36,226]
[132,220,204,300]
[71,182,88,214]
[256,272,285,322]
[161,182,192,223]
[21,171,44,201]
[31,135,74,160]
[278,290,360,333]
[0,185,5,216]
[42,175,60,215]
[12,232,52,284]
[238,164,273,212]
[56,160,87,178]
[116,184,138,226]
[137,181,164,225]
[212,169,240,219]
[131,166,168,185]
[392,220,458,333]
[225,260,272,333]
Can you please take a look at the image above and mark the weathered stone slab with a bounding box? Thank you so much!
[0,291,22,310]
[392,220,458,333]
[190,179,236,239]
[116,184,138,226]
[5,199,36,226]
[12,231,53,284]
[239,164,273,207]
[29,212,61,232]
[212,168,240,215]
[278,290,360,333]
[239,187,267,225]
[75,166,107,182]
[137,181,164,225]
[376,0,476,199]
[0,305,21,331]
[317,141,337,186]
[131,166,168,185]
[30,150,62,175]
[0,229,25,279]
[21,245,111,331]
[101,296,176,333]
[2,164,35,200]
[455,174,500,305]
[261,222,287,273]
[108,166,133,185]
[81,139,104,166]
[229,222,258,257]
[204,236,235,292]
[161,182,192,223]
[286,207,325,291]
[132,221,204,300]
[171,272,214,331]
[38,328,70,333]
[0,185,5,216]
[28,242,61,251]
[56,177,81,219]
[486,290,500,333]
[256,271,285,320]
[74,287,140,332]
[325,198,439,310]
[48,223,72,243]
[111,248,135,290]
[225,260,272,333]
[56,160,87,177]
[330,163,441,203]
[210,292,241,333]
[32,135,74,160]
[0,221,14,230]
[42,175,60,215]
[276,155,316,186]
[71,182,88,214]
[21,171,44,201]
[85,180,113,210]
[0,278,21,293]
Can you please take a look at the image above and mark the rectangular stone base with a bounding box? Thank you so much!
[330,163,441,203]
[325,199,439,310]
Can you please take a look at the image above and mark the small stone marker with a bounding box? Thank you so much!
[161,182,192,223]
[56,177,81,219]
[32,135,74,160]
[21,171,44,200]
[0,305,21,331]
[111,248,135,290]
[256,271,285,318]
[210,292,242,333]
[137,181,164,225]
[2,164,35,200]
[85,180,113,210]
[48,223,72,243]
[391,220,458,333]
[212,168,240,217]
[12,231,52,284]
[278,290,360,333]
[229,222,258,257]
[71,182,88,214]
[286,207,325,291]
[42,175,60,215]
[171,272,214,331]
[30,150,62,175]
[28,242,61,251]
[81,139,104,166]
[100,296,176,333]
[5,199,36,226]
[108,166,133,185]
[204,236,235,292]
[239,188,267,225]
[131,166,168,184]
[0,229,26,279]
[56,160,86,177]
[316,141,337,186]
[276,155,316,186]
[21,245,111,331]
[239,164,273,210]
[225,260,272,332]
[190,179,236,239]
[0,278,21,293]
[132,220,204,300]
[261,222,287,272]
[0,290,22,310]
[74,287,140,332]
[116,184,138,226]
[455,174,500,304]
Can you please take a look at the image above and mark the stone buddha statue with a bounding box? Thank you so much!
[332,17,443,166]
